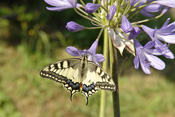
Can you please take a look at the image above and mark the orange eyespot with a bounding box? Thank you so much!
[79,83,83,89]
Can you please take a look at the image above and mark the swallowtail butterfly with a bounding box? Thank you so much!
[40,55,116,105]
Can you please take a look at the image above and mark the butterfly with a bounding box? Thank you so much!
[40,55,116,105]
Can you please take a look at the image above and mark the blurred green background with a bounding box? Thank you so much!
[0,1,175,117]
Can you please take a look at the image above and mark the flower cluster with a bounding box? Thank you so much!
[44,0,175,74]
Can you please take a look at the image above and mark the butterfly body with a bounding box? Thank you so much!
[40,55,116,105]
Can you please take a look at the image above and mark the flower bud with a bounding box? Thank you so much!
[106,4,116,21]
[85,3,101,13]
[121,15,133,33]
[66,21,84,32]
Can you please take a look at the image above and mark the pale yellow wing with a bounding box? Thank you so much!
[81,61,116,104]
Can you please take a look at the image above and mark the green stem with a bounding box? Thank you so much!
[74,8,101,25]
[132,13,163,25]
[99,29,108,117]
[80,0,85,6]
[109,36,120,117]
[85,27,102,30]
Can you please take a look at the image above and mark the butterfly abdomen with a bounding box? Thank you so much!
[79,56,88,80]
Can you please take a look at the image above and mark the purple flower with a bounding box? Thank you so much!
[140,3,162,17]
[155,0,175,8]
[121,15,133,33]
[106,4,116,21]
[130,0,136,6]
[154,40,174,59]
[66,40,105,65]
[130,0,154,17]
[44,0,78,11]
[66,21,84,32]
[128,27,141,40]
[161,7,170,15]
[121,15,141,40]
[142,18,175,59]
[85,3,101,13]
[130,0,168,17]
[134,40,165,74]
[130,0,146,7]
[142,18,175,44]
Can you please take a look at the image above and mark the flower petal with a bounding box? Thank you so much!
[94,54,105,62]
[155,0,175,8]
[66,46,80,56]
[128,27,141,40]
[163,49,174,59]
[161,18,170,28]
[152,41,171,55]
[145,48,164,55]
[156,34,175,44]
[134,39,142,49]
[68,0,77,8]
[144,53,165,70]
[161,7,170,15]
[139,54,151,74]
[142,25,155,40]
[157,22,175,34]
[45,0,67,6]
[143,4,162,13]
[130,0,146,7]
[45,0,77,11]
[144,41,155,49]
[46,6,71,11]
[88,40,98,54]
[140,10,155,17]
[134,55,139,69]
[121,15,133,33]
